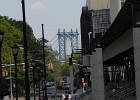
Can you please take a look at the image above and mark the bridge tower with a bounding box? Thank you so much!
[57,29,79,63]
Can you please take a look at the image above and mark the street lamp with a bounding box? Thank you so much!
[41,24,48,100]
[0,31,4,100]
[21,0,30,99]
[37,66,41,100]
[53,60,57,100]
[31,60,36,100]
[88,32,92,47]
[69,58,73,94]
[11,44,19,100]
[88,32,92,54]
[40,68,45,100]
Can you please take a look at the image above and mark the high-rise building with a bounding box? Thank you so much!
[92,8,111,36]
[110,0,125,23]
[80,0,126,54]
[86,0,125,10]
[86,0,126,35]
[86,0,110,10]
[80,6,93,55]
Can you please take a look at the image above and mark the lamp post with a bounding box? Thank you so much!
[69,58,73,94]
[10,53,13,100]
[40,69,44,100]
[31,60,36,100]
[41,24,48,100]
[11,44,19,100]
[37,66,40,100]
[0,31,4,100]
[88,32,92,47]
[53,60,57,100]
[21,0,30,100]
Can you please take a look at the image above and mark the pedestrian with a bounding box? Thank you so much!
[71,89,79,100]
[64,91,69,100]
[114,80,120,89]
[68,89,71,94]
[112,85,116,92]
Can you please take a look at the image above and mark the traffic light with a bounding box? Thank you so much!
[5,71,8,76]
[48,62,53,69]
[2,71,8,77]
[82,78,84,83]
[2,72,5,77]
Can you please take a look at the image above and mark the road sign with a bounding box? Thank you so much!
[40,77,47,87]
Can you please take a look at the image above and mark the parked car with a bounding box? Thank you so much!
[46,82,52,87]
[62,83,70,90]
[51,82,55,86]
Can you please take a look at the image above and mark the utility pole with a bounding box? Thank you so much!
[10,53,13,100]
[69,58,73,94]
[41,24,48,100]
[21,0,30,99]
[54,61,57,100]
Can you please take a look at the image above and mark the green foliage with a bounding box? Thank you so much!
[0,15,78,94]
[17,65,26,90]
[61,62,70,76]
[0,17,23,64]
[0,15,54,94]
[46,73,54,82]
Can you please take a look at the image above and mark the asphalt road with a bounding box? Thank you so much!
[3,86,67,100]
[29,86,66,99]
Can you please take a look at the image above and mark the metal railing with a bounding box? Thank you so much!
[105,81,136,100]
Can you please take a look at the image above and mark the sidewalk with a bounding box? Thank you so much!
[77,88,83,95]
[76,87,92,100]
[3,96,25,100]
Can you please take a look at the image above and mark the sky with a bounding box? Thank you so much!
[0,0,86,54]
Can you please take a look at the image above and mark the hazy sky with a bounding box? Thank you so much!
[0,0,86,54]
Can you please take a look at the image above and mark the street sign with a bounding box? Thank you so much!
[40,77,47,87]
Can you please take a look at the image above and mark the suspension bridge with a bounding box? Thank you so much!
[49,29,80,63]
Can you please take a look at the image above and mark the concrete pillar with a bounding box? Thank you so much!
[90,48,105,100]
[70,65,74,94]
[133,28,140,100]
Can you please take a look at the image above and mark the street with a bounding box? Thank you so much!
[29,86,66,100]
[3,86,67,100]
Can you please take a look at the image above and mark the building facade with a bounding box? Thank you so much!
[86,0,126,23]
[86,0,110,10]
[92,8,111,36]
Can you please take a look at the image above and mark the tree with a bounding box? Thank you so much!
[0,15,56,95]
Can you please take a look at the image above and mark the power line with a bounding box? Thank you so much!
[54,45,59,51]
[49,34,57,43]
[53,36,70,51]
[52,39,58,46]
